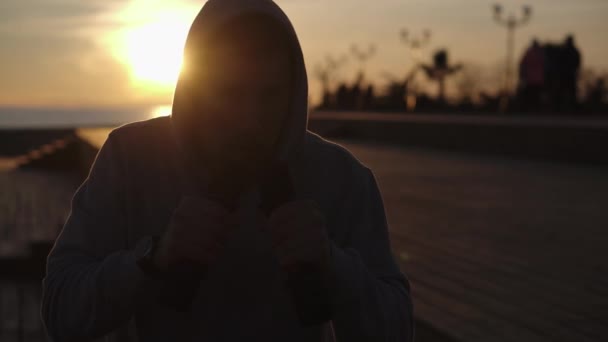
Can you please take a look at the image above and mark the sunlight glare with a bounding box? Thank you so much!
[150,104,172,119]
[123,18,188,86]
[107,3,196,88]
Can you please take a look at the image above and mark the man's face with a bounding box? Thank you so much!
[187,44,292,176]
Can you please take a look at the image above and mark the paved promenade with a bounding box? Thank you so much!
[1,133,606,341]
[337,139,608,342]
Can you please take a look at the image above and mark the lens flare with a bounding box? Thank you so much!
[105,3,197,88]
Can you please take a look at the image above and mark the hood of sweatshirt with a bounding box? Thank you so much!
[169,0,309,199]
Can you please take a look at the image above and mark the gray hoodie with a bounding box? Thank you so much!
[40,1,414,341]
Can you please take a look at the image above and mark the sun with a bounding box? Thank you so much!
[106,4,195,88]
[150,104,172,119]
[122,18,189,86]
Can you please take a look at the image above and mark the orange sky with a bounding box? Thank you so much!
[0,0,607,109]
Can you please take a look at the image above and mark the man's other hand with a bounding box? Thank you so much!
[260,200,333,279]
[154,196,239,271]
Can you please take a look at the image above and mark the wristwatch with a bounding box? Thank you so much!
[134,235,164,279]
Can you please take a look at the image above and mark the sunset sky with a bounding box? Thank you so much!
[1,0,607,110]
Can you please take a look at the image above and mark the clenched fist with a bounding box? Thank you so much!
[154,195,239,272]
[258,199,335,324]
[259,199,333,282]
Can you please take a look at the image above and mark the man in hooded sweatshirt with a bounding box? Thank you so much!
[40,1,414,341]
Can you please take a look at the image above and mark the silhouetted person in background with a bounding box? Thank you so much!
[586,78,607,113]
[335,83,349,110]
[559,34,581,112]
[40,1,413,341]
[321,89,333,110]
[519,39,545,112]
[543,43,561,112]
[362,85,375,111]
[351,72,364,110]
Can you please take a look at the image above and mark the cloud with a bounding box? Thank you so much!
[0,33,131,106]
[0,0,175,107]
[0,0,126,35]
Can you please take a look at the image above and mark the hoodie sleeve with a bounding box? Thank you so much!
[41,131,164,342]
[327,166,414,342]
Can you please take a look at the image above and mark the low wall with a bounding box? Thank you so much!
[308,111,608,165]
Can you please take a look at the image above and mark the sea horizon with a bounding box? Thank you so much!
[0,105,172,129]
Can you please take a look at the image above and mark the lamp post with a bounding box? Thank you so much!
[399,29,432,110]
[350,44,376,78]
[400,29,431,63]
[314,54,348,108]
[493,3,532,97]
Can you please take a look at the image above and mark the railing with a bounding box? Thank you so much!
[309,111,608,165]
[0,169,75,342]
[0,242,52,342]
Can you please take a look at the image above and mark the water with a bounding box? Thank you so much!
[0,105,172,129]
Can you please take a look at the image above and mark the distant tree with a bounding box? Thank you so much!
[421,49,463,102]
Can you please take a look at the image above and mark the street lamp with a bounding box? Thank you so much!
[314,54,348,108]
[399,29,432,110]
[493,3,532,98]
[400,29,431,62]
[350,44,376,76]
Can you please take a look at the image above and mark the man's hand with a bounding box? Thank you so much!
[258,199,336,324]
[259,200,333,279]
[154,196,239,272]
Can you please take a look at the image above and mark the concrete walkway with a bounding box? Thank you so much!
[337,139,608,342]
[1,132,607,341]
